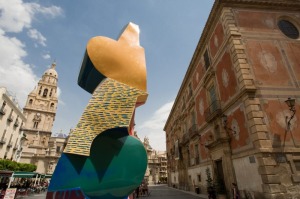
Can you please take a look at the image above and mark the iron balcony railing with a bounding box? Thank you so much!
[204,100,222,123]
[0,108,5,115]
[188,124,198,138]
[195,156,200,165]
[7,142,12,148]
[181,133,189,145]
[7,116,14,122]
[0,137,6,144]
[14,121,19,127]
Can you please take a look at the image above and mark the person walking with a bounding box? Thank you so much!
[232,183,239,199]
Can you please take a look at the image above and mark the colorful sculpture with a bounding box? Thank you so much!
[47,22,148,199]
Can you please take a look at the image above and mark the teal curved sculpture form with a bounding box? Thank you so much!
[47,22,148,199]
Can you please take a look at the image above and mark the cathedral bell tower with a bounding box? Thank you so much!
[20,62,59,173]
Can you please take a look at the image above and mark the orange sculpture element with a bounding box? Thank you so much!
[86,23,147,104]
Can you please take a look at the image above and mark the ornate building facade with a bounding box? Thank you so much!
[142,137,167,185]
[20,63,67,174]
[0,87,26,161]
[164,0,300,198]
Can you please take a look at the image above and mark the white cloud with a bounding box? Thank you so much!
[136,101,174,151]
[27,29,46,46]
[0,0,32,32]
[28,3,63,18]
[0,31,38,107]
[0,0,63,107]
[42,53,51,60]
[0,0,62,33]
[57,87,65,106]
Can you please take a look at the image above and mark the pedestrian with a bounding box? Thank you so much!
[232,183,239,199]
[207,186,216,199]
[135,186,140,198]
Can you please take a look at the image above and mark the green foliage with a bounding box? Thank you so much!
[206,167,214,188]
[215,176,226,194]
[206,167,217,197]
[0,159,36,172]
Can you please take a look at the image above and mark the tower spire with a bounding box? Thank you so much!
[51,61,56,69]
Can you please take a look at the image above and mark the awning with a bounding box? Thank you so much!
[0,171,50,179]
[12,172,42,178]
[0,170,13,177]
[45,174,52,178]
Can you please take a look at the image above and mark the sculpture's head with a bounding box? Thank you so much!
[78,22,147,104]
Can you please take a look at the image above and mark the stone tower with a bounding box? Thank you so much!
[20,62,59,174]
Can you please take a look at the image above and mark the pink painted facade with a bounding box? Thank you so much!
[164,1,300,199]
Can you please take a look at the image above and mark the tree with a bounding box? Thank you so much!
[206,167,216,199]
[0,159,37,172]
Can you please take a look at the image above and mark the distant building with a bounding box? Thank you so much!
[20,62,67,174]
[164,0,300,198]
[0,87,26,161]
[142,137,167,185]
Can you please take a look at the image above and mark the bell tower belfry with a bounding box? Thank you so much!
[20,62,59,173]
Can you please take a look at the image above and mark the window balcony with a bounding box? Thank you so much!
[195,156,200,165]
[7,142,12,148]
[14,121,19,127]
[181,133,189,145]
[204,100,222,123]
[0,138,6,144]
[0,109,5,115]
[7,116,14,122]
[188,124,198,138]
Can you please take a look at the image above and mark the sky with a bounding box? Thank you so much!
[0,0,214,151]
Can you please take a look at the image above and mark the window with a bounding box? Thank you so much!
[197,174,201,182]
[188,83,193,97]
[56,146,61,153]
[1,129,7,140]
[295,160,300,171]
[1,101,6,111]
[249,156,256,163]
[7,110,13,122]
[208,85,218,111]
[43,89,48,97]
[174,140,179,160]
[278,19,299,39]
[38,86,42,95]
[49,89,53,97]
[29,99,33,105]
[0,101,6,115]
[192,111,196,125]
[8,134,13,143]
[204,50,210,70]
[195,144,199,157]
[182,96,186,110]
[33,121,39,129]
[50,103,54,109]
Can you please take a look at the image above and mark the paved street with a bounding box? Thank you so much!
[15,184,208,199]
[16,192,46,199]
[147,185,207,199]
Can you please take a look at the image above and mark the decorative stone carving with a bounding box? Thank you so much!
[259,50,277,73]
[199,99,204,116]
[214,35,219,47]
[222,69,229,88]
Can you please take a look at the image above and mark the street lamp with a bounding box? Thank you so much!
[285,97,296,130]
[222,114,236,136]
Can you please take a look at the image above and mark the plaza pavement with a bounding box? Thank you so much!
[148,184,207,199]
[15,184,208,199]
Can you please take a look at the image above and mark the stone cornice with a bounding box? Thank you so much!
[23,107,56,115]
[219,0,300,9]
